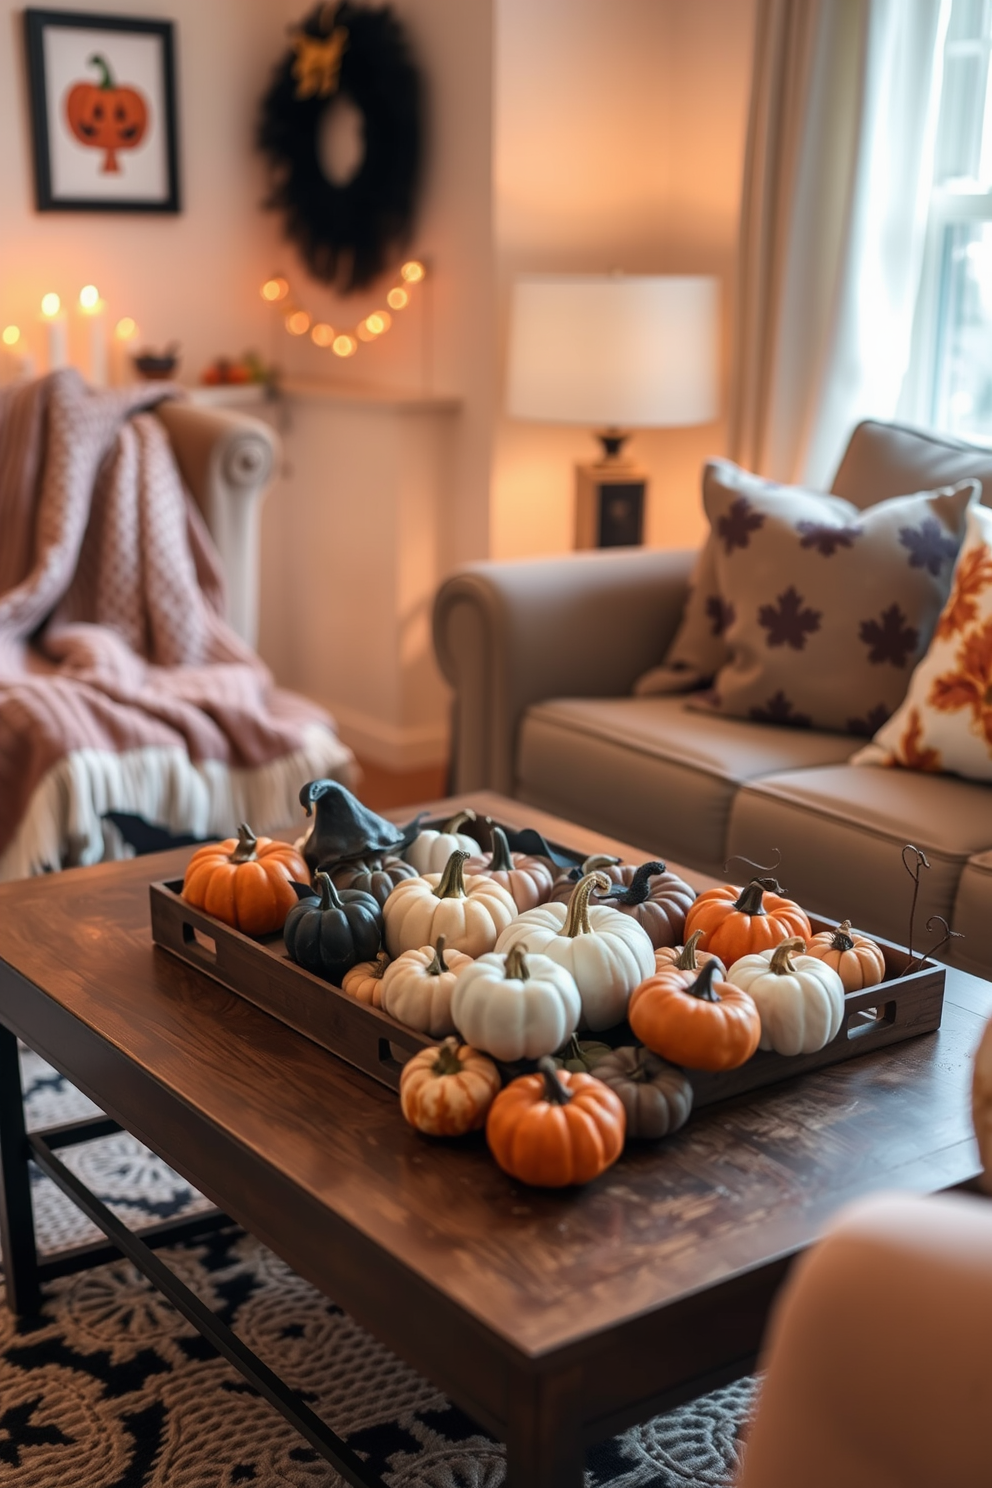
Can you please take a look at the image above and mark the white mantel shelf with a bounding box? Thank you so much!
[189,378,461,415]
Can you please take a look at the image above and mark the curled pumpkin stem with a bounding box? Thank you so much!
[563,871,611,937]
[600,860,667,906]
[230,822,259,864]
[831,920,855,952]
[538,1056,573,1105]
[486,826,515,873]
[687,959,721,1004]
[313,871,344,911]
[675,930,706,970]
[504,945,530,981]
[902,844,930,967]
[443,808,476,834]
[769,936,806,975]
[724,850,782,878]
[906,914,964,973]
[370,951,389,979]
[733,876,784,916]
[426,936,449,976]
[434,850,470,900]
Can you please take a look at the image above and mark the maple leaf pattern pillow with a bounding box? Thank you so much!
[679,460,978,734]
[853,503,992,782]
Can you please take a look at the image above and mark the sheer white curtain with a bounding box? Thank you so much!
[729,0,950,488]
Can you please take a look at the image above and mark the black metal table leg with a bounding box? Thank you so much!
[0,1020,41,1315]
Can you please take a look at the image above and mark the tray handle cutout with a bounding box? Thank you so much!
[846,1000,897,1040]
[182,922,217,963]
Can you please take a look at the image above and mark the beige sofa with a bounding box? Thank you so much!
[434,421,992,979]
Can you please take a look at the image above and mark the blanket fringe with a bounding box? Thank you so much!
[0,725,357,880]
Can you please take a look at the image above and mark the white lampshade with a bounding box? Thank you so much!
[506,274,719,427]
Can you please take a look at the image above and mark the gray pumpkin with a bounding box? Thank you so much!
[594,1046,693,1140]
[327,855,419,907]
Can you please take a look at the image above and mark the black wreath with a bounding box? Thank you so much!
[257,1,423,294]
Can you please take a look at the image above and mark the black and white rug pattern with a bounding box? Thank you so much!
[0,1050,755,1486]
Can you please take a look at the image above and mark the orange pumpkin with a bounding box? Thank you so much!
[486,1058,626,1187]
[181,822,308,936]
[400,1038,501,1136]
[65,55,148,174]
[805,920,886,991]
[654,929,726,979]
[684,876,810,963]
[628,959,761,1071]
[341,951,390,1007]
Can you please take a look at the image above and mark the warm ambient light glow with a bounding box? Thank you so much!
[366,311,391,335]
[400,260,425,283]
[2,326,20,347]
[41,293,61,317]
[332,334,357,357]
[386,287,409,310]
[286,310,311,335]
[311,322,334,347]
[79,284,100,310]
[261,276,289,303]
[115,317,138,341]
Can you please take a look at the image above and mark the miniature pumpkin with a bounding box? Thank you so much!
[298,778,413,873]
[450,945,581,1062]
[494,872,655,1031]
[403,810,480,874]
[593,860,697,949]
[804,920,886,992]
[65,55,148,174]
[548,854,623,905]
[553,1035,613,1073]
[400,1037,501,1137]
[383,851,516,958]
[327,855,418,907]
[464,826,554,912]
[593,1047,694,1140]
[728,937,846,1055]
[654,929,726,979]
[628,959,761,1071]
[683,876,811,963]
[283,872,382,983]
[181,823,308,936]
[341,951,390,1007]
[381,936,474,1037]
[486,1057,626,1187]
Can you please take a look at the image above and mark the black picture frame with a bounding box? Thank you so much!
[24,8,180,213]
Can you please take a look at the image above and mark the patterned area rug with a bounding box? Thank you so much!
[0,1050,755,1486]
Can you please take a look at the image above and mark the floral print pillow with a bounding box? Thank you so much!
[853,502,992,780]
[676,461,978,734]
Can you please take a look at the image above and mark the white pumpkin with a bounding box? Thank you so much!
[729,937,845,1055]
[381,936,473,1037]
[464,825,555,912]
[451,945,581,1061]
[383,850,516,958]
[493,871,655,1032]
[403,809,480,874]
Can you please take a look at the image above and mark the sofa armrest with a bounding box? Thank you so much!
[433,547,694,794]
[155,401,279,647]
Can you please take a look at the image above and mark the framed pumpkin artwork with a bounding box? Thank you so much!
[24,9,180,212]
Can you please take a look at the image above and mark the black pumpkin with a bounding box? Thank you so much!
[593,1046,693,1140]
[298,779,425,873]
[327,855,418,907]
[283,872,382,983]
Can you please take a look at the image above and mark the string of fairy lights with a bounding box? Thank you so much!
[260,258,426,358]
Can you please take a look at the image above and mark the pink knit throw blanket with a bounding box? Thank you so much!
[0,372,349,876]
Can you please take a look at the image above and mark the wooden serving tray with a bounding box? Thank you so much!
[149,874,945,1110]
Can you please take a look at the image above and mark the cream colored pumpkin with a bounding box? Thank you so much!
[403,810,480,875]
[341,951,390,1008]
[383,850,516,958]
[464,825,554,912]
[380,936,473,1037]
[493,871,655,1032]
[805,919,886,991]
[451,945,581,1061]
[729,937,845,1055]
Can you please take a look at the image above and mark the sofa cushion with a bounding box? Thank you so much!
[952,851,992,978]
[726,762,992,948]
[832,419,992,510]
[515,695,856,876]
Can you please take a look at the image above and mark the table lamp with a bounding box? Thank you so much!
[506,274,719,547]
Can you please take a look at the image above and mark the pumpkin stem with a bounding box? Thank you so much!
[432,1037,463,1077]
[426,936,449,976]
[443,808,476,834]
[487,826,515,874]
[831,920,855,953]
[675,930,706,970]
[732,876,784,916]
[769,936,807,975]
[538,1056,574,1105]
[563,871,611,937]
[434,850,470,900]
[314,871,345,912]
[88,53,115,89]
[502,945,529,982]
[687,959,721,1004]
[583,853,621,874]
[370,951,389,979]
[600,860,666,906]
[229,822,259,864]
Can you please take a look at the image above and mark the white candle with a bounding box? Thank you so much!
[111,317,139,385]
[40,293,67,372]
[0,328,35,385]
[79,287,107,387]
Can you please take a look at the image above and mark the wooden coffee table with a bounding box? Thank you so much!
[1,791,990,1488]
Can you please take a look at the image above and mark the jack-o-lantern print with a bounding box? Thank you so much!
[65,54,148,174]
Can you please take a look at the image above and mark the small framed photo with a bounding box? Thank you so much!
[24,8,180,213]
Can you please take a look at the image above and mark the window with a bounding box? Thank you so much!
[906,0,992,438]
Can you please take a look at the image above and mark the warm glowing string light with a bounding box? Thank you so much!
[79,284,100,310]
[261,262,425,355]
[2,326,20,346]
[115,317,138,341]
